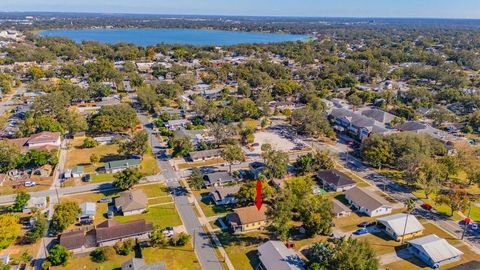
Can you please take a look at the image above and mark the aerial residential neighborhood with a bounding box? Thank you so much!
[0,2,479,270]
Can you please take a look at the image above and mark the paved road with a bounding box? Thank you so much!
[136,104,223,270]
[299,135,480,251]
[0,84,26,115]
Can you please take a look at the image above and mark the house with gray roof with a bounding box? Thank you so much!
[188,149,223,162]
[394,122,446,141]
[209,185,241,205]
[329,108,391,141]
[344,187,392,217]
[257,240,305,270]
[408,234,463,268]
[122,258,165,270]
[105,159,141,174]
[360,108,396,125]
[115,190,148,216]
[203,171,236,187]
[317,169,357,192]
[78,202,97,224]
[332,199,352,218]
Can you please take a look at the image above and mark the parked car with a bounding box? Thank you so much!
[353,228,368,235]
[83,174,91,182]
[98,197,112,203]
[163,226,174,237]
[421,203,433,211]
[471,223,479,231]
[24,181,36,187]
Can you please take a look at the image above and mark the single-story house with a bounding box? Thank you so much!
[226,205,267,233]
[394,122,447,141]
[332,199,352,218]
[344,187,392,217]
[249,161,265,180]
[377,213,424,241]
[188,149,223,162]
[115,190,148,216]
[23,196,47,213]
[78,202,97,224]
[96,219,153,247]
[105,159,141,174]
[122,258,166,270]
[257,240,305,270]
[59,230,89,253]
[408,234,463,269]
[317,169,357,192]
[65,166,84,178]
[60,219,154,253]
[8,131,61,152]
[209,185,241,205]
[165,119,190,130]
[173,129,214,145]
[203,172,236,187]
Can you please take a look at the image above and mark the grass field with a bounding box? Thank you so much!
[216,231,269,270]
[143,242,201,270]
[193,189,234,217]
[114,204,181,229]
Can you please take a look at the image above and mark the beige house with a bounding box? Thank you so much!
[377,213,424,241]
[332,199,352,218]
[226,205,268,233]
[115,190,148,216]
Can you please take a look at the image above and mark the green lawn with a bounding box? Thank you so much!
[114,204,182,228]
[412,191,480,221]
[136,183,170,198]
[52,252,133,270]
[91,173,116,183]
[193,190,234,217]
[216,231,270,270]
[139,147,160,176]
[143,242,201,270]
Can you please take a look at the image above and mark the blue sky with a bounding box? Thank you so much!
[2,0,480,19]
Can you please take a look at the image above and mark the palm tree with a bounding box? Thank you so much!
[401,198,416,244]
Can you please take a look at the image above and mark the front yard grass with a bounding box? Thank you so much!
[142,241,201,270]
[114,204,182,228]
[216,231,270,270]
[193,189,234,217]
[412,191,480,221]
[52,252,133,270]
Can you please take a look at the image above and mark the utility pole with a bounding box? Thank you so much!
[461,201,472,240]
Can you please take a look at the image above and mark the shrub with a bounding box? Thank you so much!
[114,239,135,255]
[90,246,115,263]
[81,137,99,148]
[170,232,190,246]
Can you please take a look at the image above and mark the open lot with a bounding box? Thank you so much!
[249,131,296,154]
[193,189,234,217]
[62,183,177,230]
[64,139,159,186]
[52,242,201,270]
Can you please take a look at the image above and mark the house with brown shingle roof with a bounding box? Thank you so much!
[95,219,153,247]
[59,219,153,253]
[226,205,268,233]
[115,190,148,216]
[344,187,392,217]
[8,131,61,153]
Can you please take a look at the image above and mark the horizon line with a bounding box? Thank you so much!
[1,10,480,21]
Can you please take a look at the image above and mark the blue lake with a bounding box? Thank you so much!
[39,28,308,46]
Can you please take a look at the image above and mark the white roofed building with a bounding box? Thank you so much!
[407,234,463,269]
[377,213,424,241]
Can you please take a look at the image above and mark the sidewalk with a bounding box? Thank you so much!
[181,178,235,270]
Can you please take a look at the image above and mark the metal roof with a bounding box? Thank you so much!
[377,213,424,236]
[257,241,305,270]
[408,234,463,263]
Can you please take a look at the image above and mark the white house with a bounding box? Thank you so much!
[344,187,392,217]
[408,234,463,269]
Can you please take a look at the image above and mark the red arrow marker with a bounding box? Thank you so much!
[256,180,262,210]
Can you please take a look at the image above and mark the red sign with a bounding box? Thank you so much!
[256,180,262,210]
